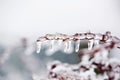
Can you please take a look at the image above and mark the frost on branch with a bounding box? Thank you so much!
[36,31,120,80]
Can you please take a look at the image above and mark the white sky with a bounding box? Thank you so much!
[0,0,120,45]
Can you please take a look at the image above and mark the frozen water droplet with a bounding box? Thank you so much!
[88,40,94,50]
[36,41,42,53]
[75,40,80,52]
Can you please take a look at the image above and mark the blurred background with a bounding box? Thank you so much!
[0,0,120,80]
[0,0,120,45]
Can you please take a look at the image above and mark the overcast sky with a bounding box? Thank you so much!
[0,0,120,45]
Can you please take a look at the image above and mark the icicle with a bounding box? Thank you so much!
[75,40,80,52]
[45,40,56,56]
[64,41,69,52]
[36,36,46,53]
[36,41,42,53]
[88,40,94,50]
[64,40,72,53]
[50,40,55,51]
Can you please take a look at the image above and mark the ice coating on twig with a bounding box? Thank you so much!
[35,31,120,80]
[36,32,120,54]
